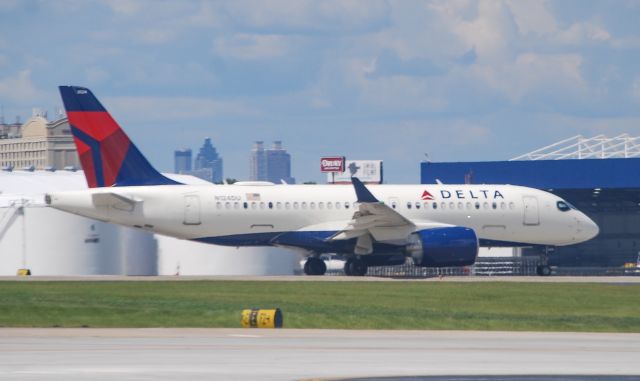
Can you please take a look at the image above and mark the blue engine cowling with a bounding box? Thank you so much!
[406,227,478,267]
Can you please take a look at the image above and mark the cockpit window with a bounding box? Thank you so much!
[556,201,575,212]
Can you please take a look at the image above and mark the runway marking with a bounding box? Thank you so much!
[228,334,262,338]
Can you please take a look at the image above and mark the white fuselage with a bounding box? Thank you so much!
[47,183,599,248]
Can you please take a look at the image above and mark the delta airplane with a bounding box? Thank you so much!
[46,86,599,276]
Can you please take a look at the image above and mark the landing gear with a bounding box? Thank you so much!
[344,257,368,276]
[536,246,553,276]
[303,257,326,276]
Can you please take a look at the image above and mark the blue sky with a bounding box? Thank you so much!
[1,0,639,183]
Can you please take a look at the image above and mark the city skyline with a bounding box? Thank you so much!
[1,2,639,183]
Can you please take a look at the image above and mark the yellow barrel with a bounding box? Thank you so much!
[16,269,31,276]
[241,308,283,328]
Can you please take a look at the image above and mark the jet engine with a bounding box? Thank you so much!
[406,227,478,267]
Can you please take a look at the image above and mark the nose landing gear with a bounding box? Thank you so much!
[536,246,554,276]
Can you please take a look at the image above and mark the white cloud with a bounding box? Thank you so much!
[213,34,290,60]
[474,53,585,102]
[103,96,258,123]
[84,67,110,84]
[507,0,558,36]
[0,70,46,103]
[224,0,389,33]
[558,22,611,44]
[104,0,142,16]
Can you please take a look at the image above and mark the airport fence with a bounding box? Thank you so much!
[323,257,640,277]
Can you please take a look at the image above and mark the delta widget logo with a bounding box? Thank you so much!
[421,190,435,201]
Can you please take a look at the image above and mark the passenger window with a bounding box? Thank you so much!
[391,202,397,209]
[344,202,350,209]
[509,202,515,210]
[424,202,429,209]
[327,202,333,209]
[407,202,412,209]
[243,202,248,209]
[492,202,497,210]
[441,202,446,210]
[260,202,265,209]
[483,202,489,209]
[466,202,472,210]
[216,202,222,209]
[415,202,421,209]
[251,202,257,209]
[319,202,324,209]
[234,202,240,209]
[285,202,291,210]
[432,203,437,210]
[475,202,480,210]
[276,202,282,209]
[268,202,273,209]
[500,202,506,210]
[225,202,231,209]
[310,202,316,209]
[457,202,463,210]
[336,202,341,209]
[449,202,455,209]
[301,202,307,209]
[293,202,299,209]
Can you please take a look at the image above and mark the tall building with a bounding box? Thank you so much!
[174,149,192,173]
[0,111,79,171]
[249,140,295,183]
[193,138,223,183]
[266,141,295,184]
[249,141,267,181]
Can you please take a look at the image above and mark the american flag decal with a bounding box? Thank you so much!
[246,193,261,201]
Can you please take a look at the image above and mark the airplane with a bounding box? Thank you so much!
[46,86,599,276]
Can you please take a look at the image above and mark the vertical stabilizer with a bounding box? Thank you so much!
[59,86,180,188]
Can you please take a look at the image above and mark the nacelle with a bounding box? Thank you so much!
[406,227,478,267]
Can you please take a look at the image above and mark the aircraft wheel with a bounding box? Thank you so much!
[351,259,368,276]
[343,260,353,276]
[344,258,368,276]
[304,257,326,276]
[536,265,552,276]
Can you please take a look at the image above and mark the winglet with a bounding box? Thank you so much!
[352,177,379,203]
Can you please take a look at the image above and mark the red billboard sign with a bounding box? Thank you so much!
[320,156,345,173]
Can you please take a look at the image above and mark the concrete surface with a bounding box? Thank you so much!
[0,329,638,381]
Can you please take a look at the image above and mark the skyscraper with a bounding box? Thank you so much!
[194,138,223,183]
[266,141,295,184]
[249,141,267,181]
[174,149,192,173]
[249,140,294,183]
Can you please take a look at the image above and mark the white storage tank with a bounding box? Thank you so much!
[156,235,300,276]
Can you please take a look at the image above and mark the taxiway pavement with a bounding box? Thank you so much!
[0,329,638,381]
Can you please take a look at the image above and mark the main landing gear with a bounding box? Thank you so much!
[344,257,368,277]
[303,257,327,276]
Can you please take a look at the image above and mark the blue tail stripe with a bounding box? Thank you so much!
[71,125,105,187]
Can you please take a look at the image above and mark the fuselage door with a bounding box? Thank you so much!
[522,196,540,226]
[183,195,201,225]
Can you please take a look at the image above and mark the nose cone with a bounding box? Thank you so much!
[578,214,599,242]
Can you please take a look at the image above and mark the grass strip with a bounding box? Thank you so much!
[0,281,638,332]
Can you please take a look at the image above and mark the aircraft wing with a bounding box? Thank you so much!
[328,178,416,254]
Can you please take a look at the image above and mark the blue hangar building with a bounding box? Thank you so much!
[420,135,640,267]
